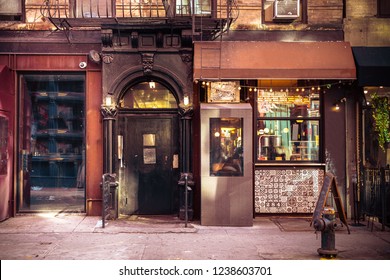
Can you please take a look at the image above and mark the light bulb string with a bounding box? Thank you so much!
[200,80,348,92]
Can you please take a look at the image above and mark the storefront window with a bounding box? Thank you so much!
[210,118,243,176]
[256,89,321,162]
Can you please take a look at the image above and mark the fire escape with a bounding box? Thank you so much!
[42,0,237,43]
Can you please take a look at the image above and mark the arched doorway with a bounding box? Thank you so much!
[116,81,180,215]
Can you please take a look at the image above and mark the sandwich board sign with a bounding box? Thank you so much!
[311,172,350,234]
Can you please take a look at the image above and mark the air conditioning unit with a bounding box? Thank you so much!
[273,0,300,21]
[0,1,22,16]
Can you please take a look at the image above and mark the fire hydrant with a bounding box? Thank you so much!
[313,207,338,258]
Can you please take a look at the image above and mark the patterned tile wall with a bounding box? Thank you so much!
[255,168,325,213]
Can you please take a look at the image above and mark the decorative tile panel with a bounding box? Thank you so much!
[255,168,324,213]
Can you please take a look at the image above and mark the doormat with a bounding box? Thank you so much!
[270,217,313,232]
[120,215,185,225]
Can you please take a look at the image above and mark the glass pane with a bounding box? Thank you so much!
[210,118,243,176]
[19,74,85,212]
[257,89,320,118]
[76,0,113,18]
[194,0,211,14]
[257,119,320,161]
[176,0,211,15]
[120,81,177,109]
[176,0,191,15]
[143,134,156,146]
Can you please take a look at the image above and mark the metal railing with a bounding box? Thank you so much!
[361,167,390,230]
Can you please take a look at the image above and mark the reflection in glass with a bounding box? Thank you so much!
[176,0,211,15]
[257,89,320,118]
[19,74,85,212]
[210,118,244,176]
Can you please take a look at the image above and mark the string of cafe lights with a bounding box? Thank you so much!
[199,80,351,93]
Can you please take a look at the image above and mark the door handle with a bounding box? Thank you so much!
[173,154,179,169]
[118,135,123,167]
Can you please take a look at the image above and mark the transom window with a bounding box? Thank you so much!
[119,81,177,109]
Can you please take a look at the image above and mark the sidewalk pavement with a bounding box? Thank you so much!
[0,213,389,260]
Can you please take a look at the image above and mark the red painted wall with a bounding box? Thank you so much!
[0,54,103,217]
[0,65,15,221]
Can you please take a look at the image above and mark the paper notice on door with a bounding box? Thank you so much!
[173,154,179,169]
[143,148,156,164]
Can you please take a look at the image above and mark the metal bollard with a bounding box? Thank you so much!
[313,207,338,258]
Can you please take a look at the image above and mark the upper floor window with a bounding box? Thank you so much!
[378,0,390,17]
[176,0,211,15]
[35,0,212,19]
[0,0,22,21]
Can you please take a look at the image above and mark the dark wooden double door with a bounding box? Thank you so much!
[118,115,179,215]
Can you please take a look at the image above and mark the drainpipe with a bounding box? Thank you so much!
[100,95,118,219]
[178,100,194,222]
[341,97,350,218]
[355,100,362,224]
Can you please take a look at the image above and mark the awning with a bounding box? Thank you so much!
[193,41,356,80]
[352,47,390,86]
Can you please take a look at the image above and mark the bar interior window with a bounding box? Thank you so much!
[256,86,321,162]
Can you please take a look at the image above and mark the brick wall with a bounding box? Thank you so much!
[344,0,390,46]
[230,0,344,30]
[307,0,343,25]
[230,1,263,30]
[345,0,377,18]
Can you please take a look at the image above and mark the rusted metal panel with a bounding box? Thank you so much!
[86,70,103,216]
[194,41,356,80]
[14,54,101,71]
[0,65,14,221]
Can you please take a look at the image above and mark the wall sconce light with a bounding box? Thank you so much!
[149,81,156,89]
[184,95,189,106]
[101,94,117,120]
[105,96,112,107]
[334,97,346,111]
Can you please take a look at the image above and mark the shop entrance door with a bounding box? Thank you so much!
[17,74,86,212]
[118,115,179,215]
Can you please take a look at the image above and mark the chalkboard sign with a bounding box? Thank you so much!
[311,172,350,234]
